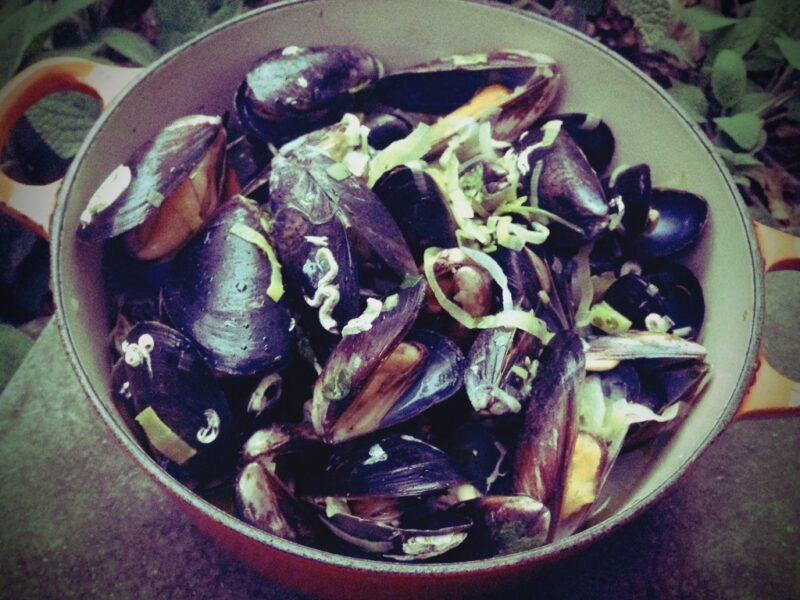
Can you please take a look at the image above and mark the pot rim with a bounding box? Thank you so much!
[51,0,764,576]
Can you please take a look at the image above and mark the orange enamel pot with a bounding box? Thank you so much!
[1,1,797,598]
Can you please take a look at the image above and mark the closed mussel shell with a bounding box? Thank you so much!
[372,164,458,263]
[236,45,383,145]
[78,115,225,258]
[296,433,467,500]
[604,163,652,239]
[162,196,295,376]
[121,321,233,485]
[517,120,609,247]
[540,113,615,175]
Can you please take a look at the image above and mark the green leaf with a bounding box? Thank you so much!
[714,112,764,150]
[202,0,244,28]
[154,0,209,36]
[0,0,99,85]
[681,6,737,32]
[707,16,763,61]
[654,37,694,66]
[736,91,773,113]
[668,81,709,122]
[101,28,160,66]
[24,91,102,160]
[153,0,244,51]
[0,1,44,85]
[716,146,763,169]
[613,0,673,46]
[753,0,800,58]
[711,50,747,108]
[31,0,98,38]
[774,36,800,69]
[0,324,33,393]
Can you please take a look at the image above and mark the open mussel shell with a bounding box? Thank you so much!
[319,500,472,561]
[375,50,560,142]
[327,328,467,444]
[372,164,458,263]
[309,279,426,438]
[77,115,226,260]
[162,196,295,376]
[512,331,584,542]
[539,113,615,176]
[601,264,705,338]
[604,163,652,239]
[363,112,415,150]
[461,495,550,557]
[517,120,609,246]
[627,188,709,259]
[602,272,665,326]
[236,45,383,145]
[120,321,233,487]
[296,433,467,500]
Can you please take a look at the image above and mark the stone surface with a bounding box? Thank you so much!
[1,286,798,599]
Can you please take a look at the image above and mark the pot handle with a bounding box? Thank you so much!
[736,221,800,418]
[0,57,142,238]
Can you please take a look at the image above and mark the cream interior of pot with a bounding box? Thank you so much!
[54,0,761,556]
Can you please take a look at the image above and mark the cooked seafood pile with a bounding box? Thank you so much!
[78,46,710,562]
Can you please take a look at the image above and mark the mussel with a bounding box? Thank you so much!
[538,113,615,176]
[78,114,226,260]
[118,321,234,488]
[516,120,610,247]
[372,164,458,263]
[310,280,467,443]
[162,196,295,376]
[375,50,560,142]
[236,45,383,145]
[295,433,476,561]
[512,331,584,542]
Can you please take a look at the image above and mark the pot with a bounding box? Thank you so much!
[0,1,798,598]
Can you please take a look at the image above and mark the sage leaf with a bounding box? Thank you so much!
[681,6,737,32]
[711,50,747,109]
[0,1,43,85]
[0,0,98,85]
[102,28,160,66]
[668,81,709,122]
[707,17,763,60]
[24,91,102,160]
[774,36,800,69]
[736,91,772,113]
[30,0,98,38]
[754,0,800,59]
[716,146,763,169]
[714,112,763,150]
[614,0,672,46]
